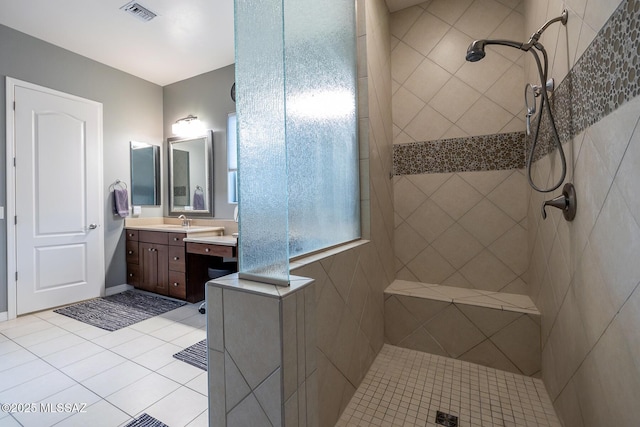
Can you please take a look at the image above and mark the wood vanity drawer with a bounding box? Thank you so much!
[126,241,139,264]
[139,231,169,245]
[125,229,139,241]
[187,242,235,258]
[168,246,185,272]
[168,271,186,299]
[126,263,140,287]
[169,233,187,246]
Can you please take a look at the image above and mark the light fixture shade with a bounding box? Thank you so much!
[172,114,206,136]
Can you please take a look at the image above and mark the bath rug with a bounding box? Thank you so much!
[54,290,186,332]
[173,339,207,371]
[123,413,169,427]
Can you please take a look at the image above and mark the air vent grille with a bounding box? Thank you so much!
[120,1,157,22]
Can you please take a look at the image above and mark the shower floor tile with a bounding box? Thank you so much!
[337,345,561,427]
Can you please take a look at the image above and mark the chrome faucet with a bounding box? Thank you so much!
[177,214,191,227]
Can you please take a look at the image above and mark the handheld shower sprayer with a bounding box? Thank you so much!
[465,10,568,193]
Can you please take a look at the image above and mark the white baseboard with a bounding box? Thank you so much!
[105,284,134,296]
[0,312,8,322]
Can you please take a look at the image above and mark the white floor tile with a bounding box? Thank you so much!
[0,340,22,356]
[13,384,101,427]
[11,326,69,348]
[149,322,200,342]
[110,334,166,359]
[185,409,208,427]
[128,316,174,334]
[0,315,42,332]
[132,342,183,371]
[0,348,39,373]
[1,319,54,339]
[157,360,203,385]
[0,416,20,426]
[54,399,130,427]
[61,351,127,382]
[26,333,86,357]
[42,341,105,369]
[91,328,145,349]
[184,372,208,395]
[72,325,111,341]
[170,330,206,349]
[105,372,181,417]
[159,305,200,322]
[82,361,153,398]
[0,308,215,427]
[0,359,56,393]
[144,386,208,427]
[0,371,76,404]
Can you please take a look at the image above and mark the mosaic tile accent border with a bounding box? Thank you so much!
[394,0,640,175]
[530,0,640,160]
[393,132,525,176]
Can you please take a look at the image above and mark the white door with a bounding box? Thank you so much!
[8,79,104,315]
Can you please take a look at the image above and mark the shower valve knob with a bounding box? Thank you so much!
[541,183,576,221]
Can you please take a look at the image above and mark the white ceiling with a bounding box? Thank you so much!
[0,0,235,86]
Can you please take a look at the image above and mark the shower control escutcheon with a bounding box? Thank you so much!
[542,183,576,221]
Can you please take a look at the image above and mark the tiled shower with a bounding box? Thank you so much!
[386,0,640,426]
[272,0,639,425]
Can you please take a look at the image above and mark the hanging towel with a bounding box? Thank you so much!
[113,187,130,218]
[193,188,205,210]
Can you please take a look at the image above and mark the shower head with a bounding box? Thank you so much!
[465,39,525,62]
[465,40,486,62]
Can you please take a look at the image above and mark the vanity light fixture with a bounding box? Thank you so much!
[172,114,206,137]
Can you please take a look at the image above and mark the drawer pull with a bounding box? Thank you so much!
[128,250,133,255]
[174,256,179,261]
[129,273,134,277]
[205,248,210,253]
[173,282,179,287]
[174,237,179,241]
[128,233,134,237]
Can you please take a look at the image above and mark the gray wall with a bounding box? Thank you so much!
[163,65,237,220]
[0,23,164,308]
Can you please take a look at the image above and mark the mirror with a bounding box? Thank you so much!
[130,141,161,205]
[168,131,214,216]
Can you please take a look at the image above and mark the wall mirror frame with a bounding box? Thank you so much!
[130,141,161,206]
[168,130,214,217]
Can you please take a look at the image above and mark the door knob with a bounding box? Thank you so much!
[88,224,98,229]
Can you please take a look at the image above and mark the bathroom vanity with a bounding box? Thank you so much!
[125,222,236,302]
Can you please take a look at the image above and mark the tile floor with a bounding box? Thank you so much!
[337,345,561,427]
[0,300,208,427]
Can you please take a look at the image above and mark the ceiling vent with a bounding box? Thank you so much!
[120,1,157,22]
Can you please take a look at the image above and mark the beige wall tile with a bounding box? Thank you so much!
[427,0,474,25]
[457,304,522,336]
[424,304,486,357]
[429,77,482,122]
[223,290,281,390]
[459,199,516,246]
[431,223,484,269]
[384,296,421,344]
[403,11,450,57]
[227,393,272,427]
[404,104,454,141]
[490,315,540,375]
[431,175,484,220]
[405,199,455,243]
[254,368,283,426]
[460,249,518,291]
[428,28,474,74]
[403,59,451,104]
[398,327,448,356]
[459,339,521,374]
[455,0,512,39]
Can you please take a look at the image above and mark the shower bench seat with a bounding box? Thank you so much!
[384,279,541,377]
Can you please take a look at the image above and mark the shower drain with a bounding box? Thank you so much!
[436,410,458,427]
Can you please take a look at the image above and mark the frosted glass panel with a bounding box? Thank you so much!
[235,0,358,284]
[235,0,289,284]
[284,0,359,256]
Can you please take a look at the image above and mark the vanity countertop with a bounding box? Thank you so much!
[183,235,238,246]
[124,224,225,234]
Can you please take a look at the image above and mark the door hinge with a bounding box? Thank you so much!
[15,271,18,281]
[13,157,16,167]
[13,101,15,110]
[14,216,17,225]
